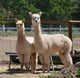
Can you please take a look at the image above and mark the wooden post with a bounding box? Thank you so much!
[68,22,72,41]
[68,22,73,54]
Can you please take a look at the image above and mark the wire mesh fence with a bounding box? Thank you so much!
[0,23,80,62]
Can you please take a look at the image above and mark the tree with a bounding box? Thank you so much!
[0,0,78,20]
[46,0,75,20]
[72,0,80,20]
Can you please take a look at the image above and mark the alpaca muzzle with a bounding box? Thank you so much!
[35,20,38,23]
[17,25,20,29]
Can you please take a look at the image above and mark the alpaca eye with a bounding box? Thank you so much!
[17,24,20,26]
[36,18,40,21]
[37,17,39,20]
[32,18,35,20]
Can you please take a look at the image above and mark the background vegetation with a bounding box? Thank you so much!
[0,0,80,27]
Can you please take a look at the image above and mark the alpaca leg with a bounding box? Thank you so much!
[59,52,73,68]
[39,54,45,72]
[24,54,30,72]
[44,55,50,72]
[18,54,24,70]
[30,52,36,73]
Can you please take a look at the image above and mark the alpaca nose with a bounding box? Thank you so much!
[17,25,20,29]
[35,19,38,23]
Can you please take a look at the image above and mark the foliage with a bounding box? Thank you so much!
[48,71,58,78]
[0,0,78,20]
[72,0,80,20]
[66,71,73,78]
[0,0,80,27]
[39,75,48,78]
[76,68,80,77]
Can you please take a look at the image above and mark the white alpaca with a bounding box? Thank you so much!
[29,12,73,72]
[16,19,36,73]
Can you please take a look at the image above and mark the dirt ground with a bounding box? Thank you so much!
[0,36,80,78]
[0,64,50,78]
[0,64,80,78]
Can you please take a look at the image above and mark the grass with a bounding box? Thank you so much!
[39,69,80,78]
[76,68,80,77]
[39,76,48,78]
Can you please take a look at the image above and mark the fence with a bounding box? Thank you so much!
[0,26,80,31]
[0,26,80,37]
[0,20,80,62]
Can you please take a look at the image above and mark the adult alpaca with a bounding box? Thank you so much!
[29,12,73,72]
[16,19,36,73]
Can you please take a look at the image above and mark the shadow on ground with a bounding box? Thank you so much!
[0,67,61,75]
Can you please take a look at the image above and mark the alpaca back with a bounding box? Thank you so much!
[26,37,34,44]
[38,34,72,54]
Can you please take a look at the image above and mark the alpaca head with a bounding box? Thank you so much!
[15,19,25,32]
[29,12,42,26]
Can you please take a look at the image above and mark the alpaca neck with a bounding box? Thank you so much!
[17,30,26,42]
[34,23,42,38]
[33,23,43,46]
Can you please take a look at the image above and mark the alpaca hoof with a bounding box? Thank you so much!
[47,70,50,73]
[31,69,35,74]
[47,68,50,73]
[43,70,46,73]
[25,69,29,73]
[31,70,34,73]
[25,68,29,73]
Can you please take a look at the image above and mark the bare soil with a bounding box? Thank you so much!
[0,36,80,78]
[0,65,50,78]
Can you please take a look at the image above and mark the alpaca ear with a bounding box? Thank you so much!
[29,12,32,17]
[39,12,42,16]
[22,19,25,22]
[15,18,18,22]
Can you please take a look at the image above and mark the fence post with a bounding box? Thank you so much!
[68,22,72,41]
[68,22,73,54]
[59,25,62,33]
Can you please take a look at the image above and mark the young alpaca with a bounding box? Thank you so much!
[29,12,73,72]
[16,19,36,73]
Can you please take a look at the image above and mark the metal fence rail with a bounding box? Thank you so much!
[0,27,80,31]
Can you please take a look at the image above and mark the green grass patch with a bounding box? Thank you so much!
[76,68,80,77]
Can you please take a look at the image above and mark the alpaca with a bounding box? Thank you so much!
[16,19,36,73]
[29,12,73,72]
